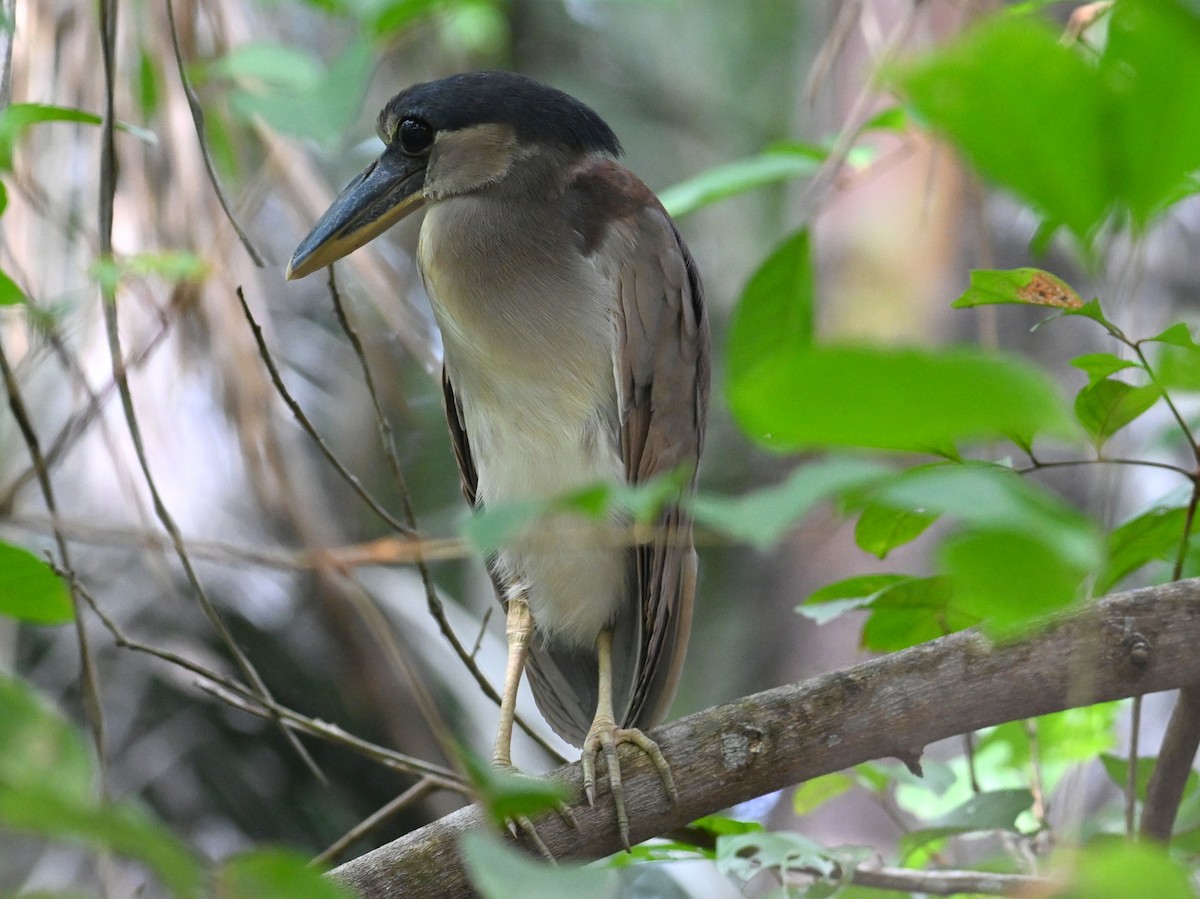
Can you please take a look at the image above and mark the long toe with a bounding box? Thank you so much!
[582,722,676,849]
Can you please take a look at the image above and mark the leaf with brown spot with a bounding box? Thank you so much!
[952,268,1083,310]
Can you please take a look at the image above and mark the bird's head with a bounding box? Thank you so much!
[286,71,621,280]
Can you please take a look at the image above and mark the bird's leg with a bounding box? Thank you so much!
[581,628,678,849]
[489,592,576,854]
[492,590,533,771]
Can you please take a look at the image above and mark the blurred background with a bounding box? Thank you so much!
[2,0,1197,892]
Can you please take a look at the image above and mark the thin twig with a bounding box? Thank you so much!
[1016,456,1196,480]
[0,313,173,512]
[0,0,15,108]
[1023,719,1047,826]
[1132,340,1200,467]
[846,865,1051,897]
[93,43,320,777]
[470,606,493,660]
[163,0,264,266]
[9,514,467,568]
[235,287,416,536]
[797,0,928,224]
[0,336,108,786]
[962,730,979,793]
[313,778,438,868]
[1126,694,1141,838]
[56,567,467,790]
[197,680,465,788]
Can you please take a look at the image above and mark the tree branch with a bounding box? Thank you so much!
[330,579,1200,898]
[1140,683,1200,841]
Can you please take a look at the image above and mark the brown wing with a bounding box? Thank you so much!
[522,164,709,743]
[614,201,710,730]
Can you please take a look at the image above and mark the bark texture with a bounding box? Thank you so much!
[331,579,1200,898]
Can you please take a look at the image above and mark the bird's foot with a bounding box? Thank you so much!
[581,719,677,849]
[490,762,578,859]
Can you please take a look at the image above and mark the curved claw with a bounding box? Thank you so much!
[510,815,554,860]
[582,722,677,850]
[493,763,579,860]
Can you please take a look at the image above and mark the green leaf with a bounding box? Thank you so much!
[1071,352,1140,386]
[940,528,1085,637]
[1051,841,1197,899]
[216,849,355,899]
[137,46,161,120]
[860,576,967,651]
[898,0,1200,241]
[1074,378,1161,445]
[459,750,570,829]
[229,38,374,143]
[1149,322,1198,349]
[0,542,72,624]
[727,228,814,393]
[688,814,765,837]
[369,0,455,38]
[792,773,855,816]
[0,267,25,306]
[461,498,545,554]
[460,830,615,899]
[716,831,837,884]
[979,704,1118,774]
[853,502,938,559]
[1098,506,1188,593]
[799,573,911,625]
[862,106,909,133]
[90,251,208,293]
[208,42,324,90]
[871,463,1101,570]
[1100,756,1181,805]
[690,457,891,551]
[898,788,1032,857]
[897,17,1107,239]
[729,345,1074,454]
[1100,0,1200,229]
[0,675,92,800]
[1154,341,1200,391]
[1066,299,1121,335]
[0,103,156,171]
[0,676,202,897]
[952,268,1083,310]
[659,145,826,218]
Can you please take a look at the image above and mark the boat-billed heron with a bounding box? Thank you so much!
[287,71,709,847]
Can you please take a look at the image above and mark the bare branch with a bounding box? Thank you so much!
[1140,684,1200,842]
[235,287,416,536]
[327,579,1200,898]
[847,864,1051,897]
[163,0,264,265]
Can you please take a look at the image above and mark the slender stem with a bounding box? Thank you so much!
[313,778,438,868]
[1126,695,1141,838]
[1016,456,1195,479]
[235,288,415,536]
[163,0,263,265]
[1133,340,1200,466]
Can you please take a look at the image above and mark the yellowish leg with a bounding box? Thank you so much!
[581,629,678,849]
[492,593,532,770]
[488,594,570,856]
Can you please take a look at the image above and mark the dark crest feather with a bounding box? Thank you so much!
[379,71,622,157]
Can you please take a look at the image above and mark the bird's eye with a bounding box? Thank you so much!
[397,117,433,155]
